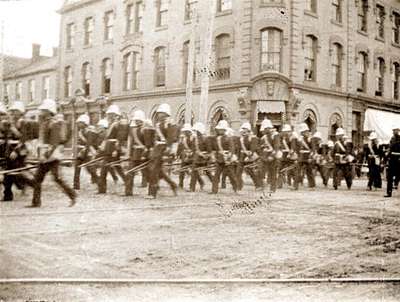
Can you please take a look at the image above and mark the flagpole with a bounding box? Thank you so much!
[0,20,4,104]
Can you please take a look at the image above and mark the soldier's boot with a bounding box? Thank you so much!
[178,172,185,189]
[125,175,134,196]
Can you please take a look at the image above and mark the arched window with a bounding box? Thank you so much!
[305,0,317,13]
[64,66,72,98]
[82,62,90,97]
[102,58,112,94]
[210,107,230,134]
[215,34,231,79]
[376,57,385,96]
[357,52,368,92]
[329,113,343,139]
[331,43,343,87]
[123,52,139,91]
[357,0,368,32]
[303,109,317,132]
[260,28,282,72]
[304,35,317,81]
[392,62,400,100]
[154,47,166,87]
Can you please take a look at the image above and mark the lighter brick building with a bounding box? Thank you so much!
[58,0,400,143]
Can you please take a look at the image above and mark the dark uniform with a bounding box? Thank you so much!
[333,139,354,190]
[125,123,154,196]
[147,120,179,198]
[278,133,300,190]
[259,131,281,192]
[297,134,315,188]
[97,119,129,194]
[363,141,383,190]
[177,133,193,189]
[210,134,238,194]
[385,133,400,197]
[189,133,212,192]
[319,143,334,187]
[236,134,261,190]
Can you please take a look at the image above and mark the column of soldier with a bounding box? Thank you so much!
[1,98,399,208]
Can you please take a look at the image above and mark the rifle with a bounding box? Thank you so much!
[125,160,151,175]
[78,156,105,168]
[280,164,297,174]
[0,165,38,175]
[105,158,129,167]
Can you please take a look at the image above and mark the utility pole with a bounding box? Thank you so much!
[184,7,198,125]
[198,0,217,126]
[0,20,4,104]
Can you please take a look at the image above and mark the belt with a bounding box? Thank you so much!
[392,152,400,156]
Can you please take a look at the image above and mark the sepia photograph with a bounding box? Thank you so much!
[0,0,400,301]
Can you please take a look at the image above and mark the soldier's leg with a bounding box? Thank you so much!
[373,164,382,189]
[73,158,83,190]
[3,175,15,201]
[221,169,227,189]
[306,163,316,188]
[269,160,278,192]
[386,164,394,197]
[160,167,178,195]
[236,163,244,191]
[30,161,52,207]
[333,165,339,189]
[97,159,109,194]
[211,164,223,194]
[114,164,126,183]
[147,159,160,198]
[125,160,134,196]
[189,164,198,192]
[50,161,76,203]
[86,163,98,184]
[178,164,187,189]
[226,165,238,192]
[344,164,353,189]
[246,166,261,189]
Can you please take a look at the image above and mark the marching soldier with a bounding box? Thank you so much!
[147,103,179,198]
[278,124,299,190]
[363,132,383,190]
[189,122,212,192]
[210,120,238,194]
[333,127,354,190]
[177,123,194,190]
[236,122,262,191]
[384,124,400,198]
[259,119,281,192]
[26,99,76,207]
[125,110,154,196]
[97,104,128,194]
[297,123,315,189]
[73,114,98,190]
[311,131,328,186]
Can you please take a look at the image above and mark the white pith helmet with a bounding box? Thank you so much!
[156,103,171,116]
[215,120,229,130]
[38,99,57,115]
[106,104,121,116]
[260,119,273,131]
[192,122,206,135]
[132,110,145,122]
[76,114,90,126]
[9,101,25,113]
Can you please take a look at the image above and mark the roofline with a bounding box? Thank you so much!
[4,67,57,80]
[57,0,103,14]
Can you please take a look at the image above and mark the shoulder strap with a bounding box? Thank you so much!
[132,127,145,148]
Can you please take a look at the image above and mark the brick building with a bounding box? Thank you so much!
[58,0,400,142]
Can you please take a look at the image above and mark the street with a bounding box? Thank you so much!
[1,170,400,301]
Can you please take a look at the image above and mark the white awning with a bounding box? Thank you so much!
[364,108,400,144]
[256,101,285,113]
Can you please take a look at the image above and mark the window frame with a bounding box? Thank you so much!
[375,57,385,96]
[84,17,94,46]
[64,66,73,98]
[102,58,112,94]
[42,76,50,100]
[66,23,75,49]
[104,10,114,41]
[154,47,166,87]
[304,35,317,82]
[357,52,368,92]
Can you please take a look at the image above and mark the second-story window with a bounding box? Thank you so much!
[64,66,72,98]
[84,17,94,46]
[4,84,10,99]
[154,47,166,87]
[358,0,368,32]
[104,11,114,41]
[215,34,231,80]
[135,2,144,32]
[28,79,35,103]
[376,5,385,40]
[16,82,22,100]
[102,58,112,94]
[126,4,134,35]
[217,0,232,13]
[156,0,168,27]
[123,52,139,90]
[66,23,75,49]
[82,62,91,96]
[183,41,190,84]
[392,62,400,100]
[375,57,385,96]
[392,11,400,45]
[260,28,282,72]
[332,0,342,23]
[331,43,343,87]
[305,0,317,14]
[42,76,50,99]
[357,52,368,92]
[185,0,197,21]
[304,35,317,81]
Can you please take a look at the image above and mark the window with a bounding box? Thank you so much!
[82,62,91,96]
[135,2,144,32]
[305,0,317,13]
[66,23,75,49]
[304,35,317,81]
[4,84,10,98]
[28,80,35,103]
[42,76,50,99]
[185,0,197,21]
[102,58,112,94]
[375,57,385,96]
[16,82,22,100]
[156,0,168,27]
[260,28,282,72]
[392,62,400,100]
[217,0,232,12]
[215,34,231,79]
[358,0,368,32]
[126,4,134,35]
[123,52,139,90]
[392,12,400,44]
[332,0,342,23]
[84,17,94,46]
[64,66,72,98]
[104,11,114,41]
[357,52,368,92]
[376,5,385,39]
[331,43,343,87]
[154,47,166,87]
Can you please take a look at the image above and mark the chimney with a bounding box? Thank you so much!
[31,44,41,62]
[52,47,59,57]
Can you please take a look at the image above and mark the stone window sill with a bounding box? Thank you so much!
[103,39,113,45]
[216,9,232,17]
[155,25,168,32]
[357,30,368,37]
[83,44,93,49]
[331,19,343,27]
[259,2,285,8]
[375,36,385,43]
[304,10,318,19]
[391,42,400,48]
[184,19,192,25]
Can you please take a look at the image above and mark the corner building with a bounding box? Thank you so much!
[58,0,400,142]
